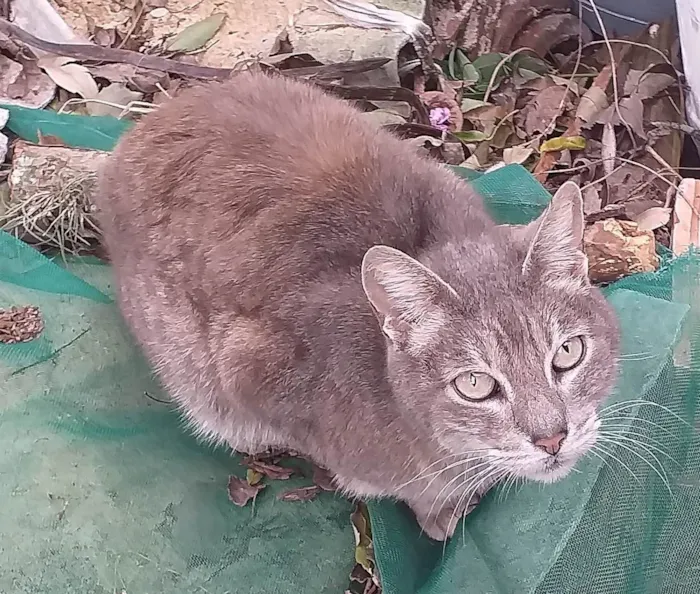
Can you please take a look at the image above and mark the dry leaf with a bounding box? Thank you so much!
[601,122,616,178]
[633,206,671,231]
[351,503,374,573]
[246,469,264,486]
[582,186,602,215]
[540,136,586,152]
[86,83,144,117]
[227,475,265,507]
[312,465,336,491]
[38,56,98,99]
[623,69,644,96]
[461,98,491,113]
[243,458,295,480]
[629,72,676,101]
[277,485,321,502]
[503,145,534,164]
[523,85,569,136]
[37,132,67,147]
[464,104,507,136]
[576,85,608,126]
[165,13,227,53]
[597,96,646,139]
[0,56,55,109]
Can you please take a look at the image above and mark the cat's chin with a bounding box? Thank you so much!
[520,457,577,484]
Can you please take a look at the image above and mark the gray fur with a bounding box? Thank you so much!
[95,71,620,541]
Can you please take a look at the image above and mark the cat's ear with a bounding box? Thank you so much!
[361,245,457,353]
[515,181,588,286]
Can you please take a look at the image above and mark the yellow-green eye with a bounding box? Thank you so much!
[452,372,498,401]
[553,336,586,372]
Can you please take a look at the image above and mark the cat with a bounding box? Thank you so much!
[94,70,620,541]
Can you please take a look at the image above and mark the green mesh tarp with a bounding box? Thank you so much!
[1,160,698,594]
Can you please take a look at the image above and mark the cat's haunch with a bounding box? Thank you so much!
[95,70,620,541]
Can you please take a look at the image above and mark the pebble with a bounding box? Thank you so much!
[150,7,169,18]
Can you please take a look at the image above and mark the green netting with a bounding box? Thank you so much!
[1,162,698,594]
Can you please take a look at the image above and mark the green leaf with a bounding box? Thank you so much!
[512,53,550,75]
[165,13,227,53]
[455,50,479,84]
[446,46,458,80]
[472,52,508,82]
[454,130,488,143]
[514,68,542,82]
[539,135,587,152]
[0,104,132,151]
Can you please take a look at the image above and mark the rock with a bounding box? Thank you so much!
[584,218,659,284]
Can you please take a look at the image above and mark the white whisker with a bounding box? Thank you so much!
[597,436,674,498]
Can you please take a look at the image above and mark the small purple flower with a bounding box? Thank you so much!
[429,106,451,131]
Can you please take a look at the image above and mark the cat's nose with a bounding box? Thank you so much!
[533,431,567,456]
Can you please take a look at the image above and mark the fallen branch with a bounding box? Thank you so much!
[0,18,390,81]
[316,83,431,125]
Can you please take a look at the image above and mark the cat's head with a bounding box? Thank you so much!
[361,181,619,484]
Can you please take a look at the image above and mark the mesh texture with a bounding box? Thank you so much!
[0,163,697,594]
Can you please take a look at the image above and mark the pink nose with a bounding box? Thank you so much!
[534,432,567,456]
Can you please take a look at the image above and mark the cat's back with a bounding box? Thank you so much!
[101,72,426,280]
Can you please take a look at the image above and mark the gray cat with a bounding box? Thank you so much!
[95,70,620,541]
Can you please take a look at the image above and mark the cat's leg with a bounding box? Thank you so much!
[408,490,483,541]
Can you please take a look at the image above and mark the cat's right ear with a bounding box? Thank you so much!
[361,245,457,354]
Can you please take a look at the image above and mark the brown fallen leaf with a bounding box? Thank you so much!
[503,145,534,165]
[0,55,55,109]
[38,56,98,99]
[243,458,295,480]
[628,71,676,101]
[523,85,570,136]
[37,132,68,147]
[582,186,602,216]
[227,475,265,507]
[277,485,321,502]
[597,96,646,139]
[576,85,609,126]
[312,464,336,492]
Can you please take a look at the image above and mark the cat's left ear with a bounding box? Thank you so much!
[361,245,457,354]
[509,181,588,286]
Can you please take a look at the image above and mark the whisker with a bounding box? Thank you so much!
[597,437,674,498]
[599,400,693,429]
[591,443,642,484]
[425,462,497,528]
[416,458,495,502]
[395,450,493,490]
[455,467,509,549]
[617,353,661,361]
[599,428,679,461]
[600,416,677,437]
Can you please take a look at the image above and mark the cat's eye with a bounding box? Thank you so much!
[452,372,498,401]
[552,336,586,372]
